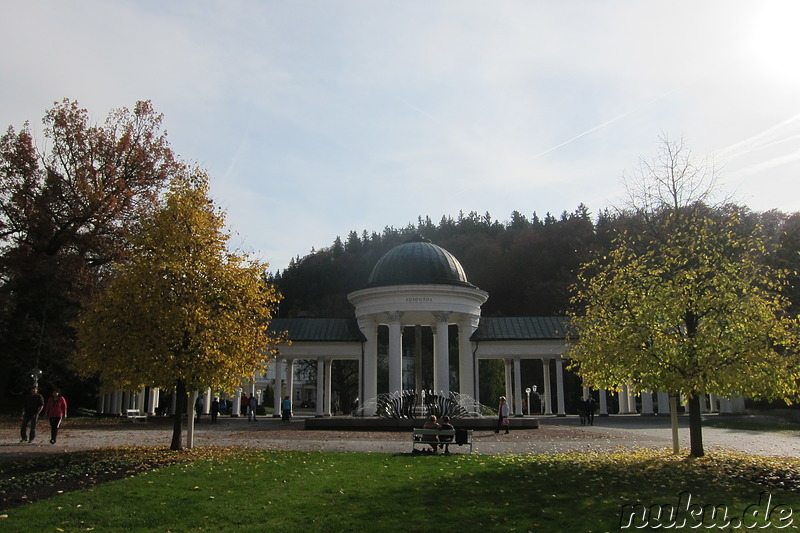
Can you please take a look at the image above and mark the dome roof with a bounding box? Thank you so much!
[367,236,473,288]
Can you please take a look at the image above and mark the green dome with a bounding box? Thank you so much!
[367,236,473,288]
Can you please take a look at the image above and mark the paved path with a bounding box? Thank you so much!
[2,413,798,462]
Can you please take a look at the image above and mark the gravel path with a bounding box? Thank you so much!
[2,413,798,462]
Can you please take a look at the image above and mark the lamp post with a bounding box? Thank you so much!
[525,387,531,416]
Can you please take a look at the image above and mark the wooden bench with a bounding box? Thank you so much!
[124,409,147,422]
[412,428,473,454]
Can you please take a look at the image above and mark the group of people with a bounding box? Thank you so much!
[195,394,259,422]
[20,386,68,445]
[421,414,456,454]
[578,396,596,425]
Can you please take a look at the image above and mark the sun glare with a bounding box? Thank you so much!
[746,2,800,83]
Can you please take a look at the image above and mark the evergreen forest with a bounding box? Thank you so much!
[273,205,800,320]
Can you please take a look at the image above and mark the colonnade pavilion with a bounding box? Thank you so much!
[95,236,745,419]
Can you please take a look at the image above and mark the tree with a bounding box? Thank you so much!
[569,138,800,457]
[0,99,176,402]
[74,170,283,450]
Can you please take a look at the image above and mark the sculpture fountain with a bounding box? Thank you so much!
[352,390,493,419]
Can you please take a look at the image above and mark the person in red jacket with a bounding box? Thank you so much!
[45,389,68,444]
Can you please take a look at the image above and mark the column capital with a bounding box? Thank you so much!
[385,311,404,323]
[432,311,451,323]
[357,315,378,329]
[457,315,481,330]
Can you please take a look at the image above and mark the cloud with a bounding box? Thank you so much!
[2,0,800,271]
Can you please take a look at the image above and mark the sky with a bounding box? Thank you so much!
[2,1,799,272]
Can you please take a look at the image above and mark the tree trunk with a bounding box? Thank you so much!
[687,393,704,457]
[171,379,186,450]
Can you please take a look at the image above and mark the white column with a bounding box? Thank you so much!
[458,318,478,398]
[200,388,210,414]
[111,391,121,414]
[542,360,553,415]
[599,388,608,416]
[187,391,197,449]
[513,357,523,416]
[641,391,655,415]
[359,317,378,416]
[474,356,481,406]
[135,389,145,412]
[286,359,295,409]
[555,356,566,416]
[273,358,284,417]
[733,395,746,413]
[103,393,112,414]
[232,387,242,417]
[504,358,513,405]
[719,397,733,414]
[147,388,157,415]
[627,387,637,414]
[387,312,403,394]
[618,385,629,414]
[324,359,333,416]
[709,393,718,413]
[316,357,324,417]
[657,392,670,415]
[433,312,450,394]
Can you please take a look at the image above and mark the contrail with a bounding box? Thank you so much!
[531,85,686,160]
[715,112,800,160]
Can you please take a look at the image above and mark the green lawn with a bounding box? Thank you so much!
[2,447,800,532]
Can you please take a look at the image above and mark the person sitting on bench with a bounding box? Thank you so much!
[423,415,440,453]
[439,415,454,455]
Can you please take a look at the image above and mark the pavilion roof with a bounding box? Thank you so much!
[269,318,366,342]
[470,316,570,341]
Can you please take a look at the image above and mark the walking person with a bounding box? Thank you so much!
[210,397,220,423]
[248,394,258,421]
[20,386,45,443]
[194,395,203,422]
[586,395,596,426]
[281,395,292,421]
[219,397,228,416]
[495,396,510,434]
[578,396,588,425]
[45,389,68,444]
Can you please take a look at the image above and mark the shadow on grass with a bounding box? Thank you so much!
[3,448,800,532]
